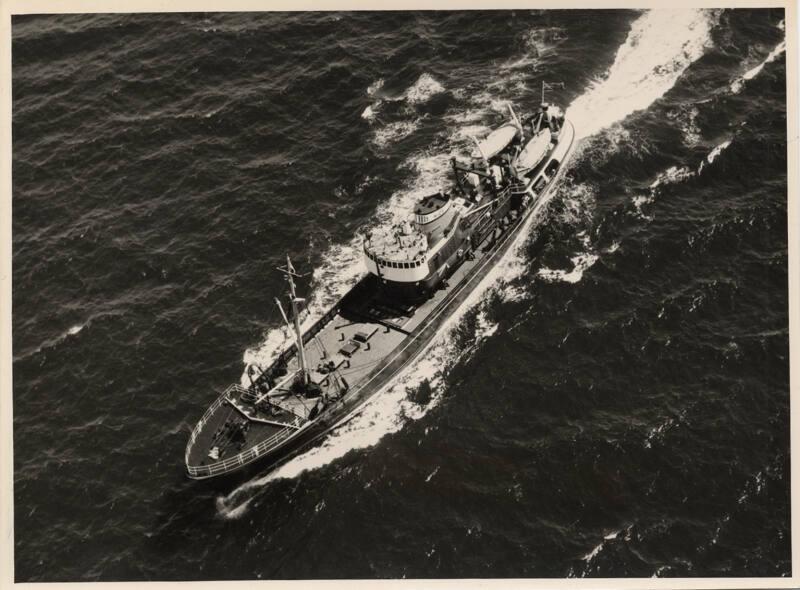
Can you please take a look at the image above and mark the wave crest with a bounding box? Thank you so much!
[403,73,445,104]
[729,39,786,94]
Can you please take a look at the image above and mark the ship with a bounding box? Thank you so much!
[185,87,576,479]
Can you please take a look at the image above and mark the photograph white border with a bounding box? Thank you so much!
[1,1,797,588]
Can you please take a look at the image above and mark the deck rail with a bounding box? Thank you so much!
[186,419,300,479]
[185,384,303,479]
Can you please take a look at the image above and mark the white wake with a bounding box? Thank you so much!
[729,38,786,94]
[536,8,720,285]
[567,9,719,140]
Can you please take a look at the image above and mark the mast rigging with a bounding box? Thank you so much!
[277,255,309,386]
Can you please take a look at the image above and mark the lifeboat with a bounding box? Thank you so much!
[477,124,519,159]
[515,128,552,174]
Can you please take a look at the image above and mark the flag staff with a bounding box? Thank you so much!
[541,80,565,104]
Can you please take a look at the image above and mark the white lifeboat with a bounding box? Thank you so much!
[515,128,552,173]
[476,124,519,159]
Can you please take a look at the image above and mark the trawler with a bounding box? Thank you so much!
[185,90,575,479]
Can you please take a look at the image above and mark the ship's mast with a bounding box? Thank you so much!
[470,135,488,163]
[507,103,523,133]
[277,255,308,385]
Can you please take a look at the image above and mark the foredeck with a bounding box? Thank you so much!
[284,303,409,393]
[185,384,296,474]
[279,218,507,394]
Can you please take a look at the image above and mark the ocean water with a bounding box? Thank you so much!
[12,9,789,581]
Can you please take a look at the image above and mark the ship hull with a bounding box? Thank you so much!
[185,120,575,480]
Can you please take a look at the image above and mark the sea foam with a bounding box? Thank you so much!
[403,73,445,104]
[730,39,786,94]
[567,9,719,140]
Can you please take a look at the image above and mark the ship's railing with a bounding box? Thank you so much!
[185,277,361,479]
[364,247,427,270]
[186,417,300,479]
[227,383,249,397]
[185,388,229,464]
[185,383,305,479]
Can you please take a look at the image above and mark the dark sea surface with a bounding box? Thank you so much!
[12,8,790,581]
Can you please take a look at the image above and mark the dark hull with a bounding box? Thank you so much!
[185,121,575,479]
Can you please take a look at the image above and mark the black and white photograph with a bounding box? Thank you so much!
[2,0,797,586]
